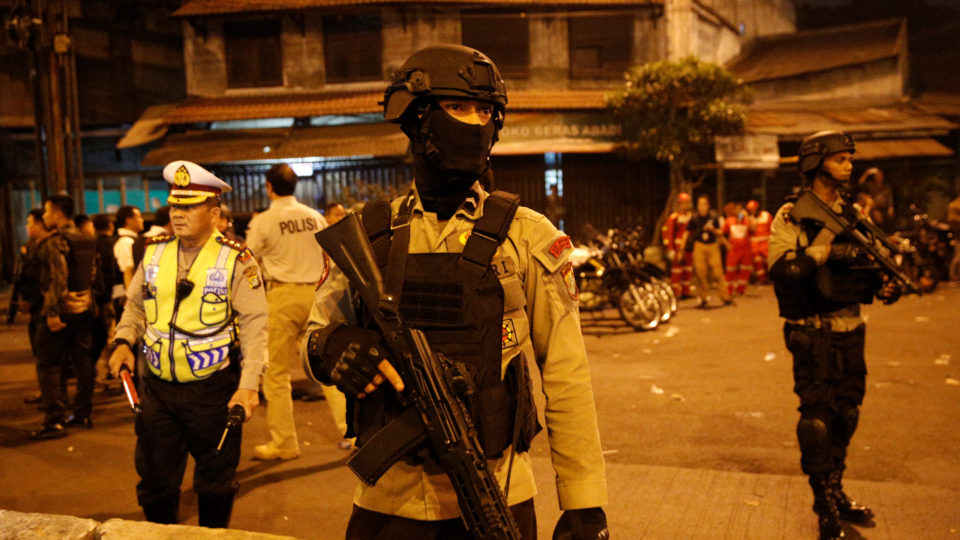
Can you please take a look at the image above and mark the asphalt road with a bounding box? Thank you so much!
[1,284,958,539]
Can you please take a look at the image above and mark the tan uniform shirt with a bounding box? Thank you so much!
[246,196,328,283]
[115,236,269,390]
[768,193,863,331]
[300,183,607,520]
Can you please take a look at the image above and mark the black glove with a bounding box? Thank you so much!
[306,325,388,397]
[552,507,609,540]
[876,277,902,305]
[829,243,861,263]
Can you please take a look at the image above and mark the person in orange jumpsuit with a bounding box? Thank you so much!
[723,202,753,296]
[661,192,694,297]
[746,199,772,284]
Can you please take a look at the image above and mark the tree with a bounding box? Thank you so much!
[607,56,751,241]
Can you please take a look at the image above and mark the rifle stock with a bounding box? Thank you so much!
[789,191,921,295]
[314,213,521,540]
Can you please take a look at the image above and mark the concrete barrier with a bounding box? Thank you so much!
[0,510,301,540]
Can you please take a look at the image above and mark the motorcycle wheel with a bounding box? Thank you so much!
[618,286,661,331]
[651,277,678,320]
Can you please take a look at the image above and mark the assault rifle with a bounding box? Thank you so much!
[315,213,521,540]
[789,190,921,295]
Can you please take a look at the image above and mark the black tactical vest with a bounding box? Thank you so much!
[773,218,879,319]
[352,191,539,458]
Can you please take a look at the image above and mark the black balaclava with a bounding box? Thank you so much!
[407,103,497,219]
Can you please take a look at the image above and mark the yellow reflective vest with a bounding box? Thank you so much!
[141,232,242,382]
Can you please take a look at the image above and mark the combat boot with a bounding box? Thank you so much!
[809,474,844,540]
[198,486,237,528]
[142,494,179,524]
[830,469,874,523]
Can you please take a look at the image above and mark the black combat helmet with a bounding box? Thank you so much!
[798,130,856,178]
[382,44,508,128]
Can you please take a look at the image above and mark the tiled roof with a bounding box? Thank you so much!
[914,92,960,117]
[160,90,609,124]
[174,0,661,16]
[853,138,953,161]
[744,99,956,140]
[727,19,905,83]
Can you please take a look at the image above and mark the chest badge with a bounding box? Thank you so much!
[204,268,228,296]
[459,231,471,246]
[502,319,518,349]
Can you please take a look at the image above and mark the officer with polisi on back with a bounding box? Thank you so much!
[301,44,608,539]
[769,131,908,540]
[109,160,268,528]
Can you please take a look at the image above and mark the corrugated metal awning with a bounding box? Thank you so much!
[141,111,622,165]
[141,123,409,166]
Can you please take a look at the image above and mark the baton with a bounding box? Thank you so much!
[119,366,142,416]
[216,404,246,454]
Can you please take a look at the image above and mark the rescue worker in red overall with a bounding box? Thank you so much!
[722,202,753,296]
[301,44,608,539]
[747,199,771,284]
[661,192,694,298]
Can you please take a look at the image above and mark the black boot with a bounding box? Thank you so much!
[809,474,844,540]
[198,487,236,528]
[142,494,179,524]
[830,469,874,523]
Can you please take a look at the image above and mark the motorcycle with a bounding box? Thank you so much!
[896,205,955,292]
[570,230,663,331]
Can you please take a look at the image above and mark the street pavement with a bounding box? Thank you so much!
[1,284,958,539]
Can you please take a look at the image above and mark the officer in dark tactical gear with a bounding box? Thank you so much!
[769,131,901,540]
[302,44,608,539]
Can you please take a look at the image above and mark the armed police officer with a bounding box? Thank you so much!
[769,131,902,540]
[109,161,267,528]
[301,45,608,539]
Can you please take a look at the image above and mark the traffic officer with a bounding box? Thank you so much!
[769,131,900,540]
[245,163,328,460]
[109,160,268,528]
[661,192,694,297]
[31,194,98,439]
[301,44,608,539]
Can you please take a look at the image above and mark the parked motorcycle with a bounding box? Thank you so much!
[569,242,662,331]
[896,205,955,292]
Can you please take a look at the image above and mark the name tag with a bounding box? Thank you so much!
[144,264,159,284]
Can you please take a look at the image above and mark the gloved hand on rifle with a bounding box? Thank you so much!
[552,507,609,540]
[876,274,902,305]
[306,325,404,398]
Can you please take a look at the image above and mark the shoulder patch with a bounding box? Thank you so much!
[242,265,262,289]
[145,234,175,245]
[549,236,572,258]
[532,227,572,275]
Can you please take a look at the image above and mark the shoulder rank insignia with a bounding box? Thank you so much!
[217,236,253,262]
[145,234,175,245]
[217,235,248,252]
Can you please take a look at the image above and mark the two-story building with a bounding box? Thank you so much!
[122,0,795,239]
